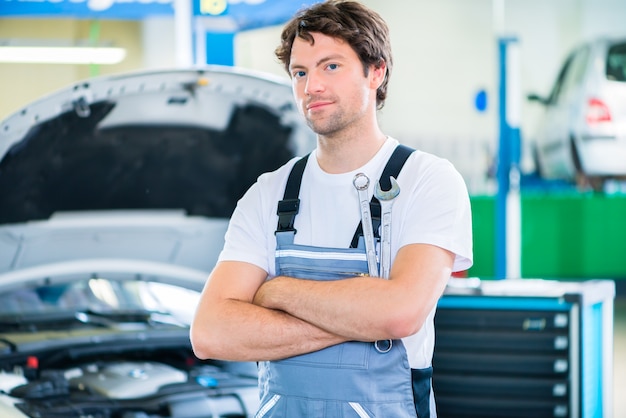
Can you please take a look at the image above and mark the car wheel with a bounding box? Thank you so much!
[532,144,545,178]
[570,138,604,192]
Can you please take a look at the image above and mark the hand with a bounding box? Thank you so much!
[252,276,286,309]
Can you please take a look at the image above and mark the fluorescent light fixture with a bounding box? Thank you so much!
[0,44,126,65]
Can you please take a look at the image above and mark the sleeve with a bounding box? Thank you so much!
[397,156,473,272]
[217,157,300,274]
[217,180,271,272]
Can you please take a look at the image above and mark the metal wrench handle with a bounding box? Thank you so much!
[353,173,379,277]
[374,176,400,280]
[379,205,393,279]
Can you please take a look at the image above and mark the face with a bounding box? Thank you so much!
[288,32,383,137]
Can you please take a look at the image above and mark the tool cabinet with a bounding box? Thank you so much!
[432,278,614,418]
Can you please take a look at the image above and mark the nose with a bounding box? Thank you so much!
[304,70,324,95]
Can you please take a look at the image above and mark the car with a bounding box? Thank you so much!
[0,66,315,418]
[527,37,626,191]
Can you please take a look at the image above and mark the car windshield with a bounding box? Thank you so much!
[606,42,626,82]
[0,277,200,326]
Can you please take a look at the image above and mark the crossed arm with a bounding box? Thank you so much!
[189,243,454,362]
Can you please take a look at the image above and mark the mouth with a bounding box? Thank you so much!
[306,100,333,111]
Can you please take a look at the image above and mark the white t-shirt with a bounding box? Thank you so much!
[219,137,473,369]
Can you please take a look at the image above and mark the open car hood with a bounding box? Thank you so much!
[0,66,314,277]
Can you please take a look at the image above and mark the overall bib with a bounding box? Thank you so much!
[255,146,433,418]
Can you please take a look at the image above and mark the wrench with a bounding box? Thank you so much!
[353,173,379,277]
[374,176,400,279]
[372,175,400,354]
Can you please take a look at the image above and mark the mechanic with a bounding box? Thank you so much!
[190,1,473,417]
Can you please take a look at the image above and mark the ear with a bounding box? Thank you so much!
[369,60,387,90]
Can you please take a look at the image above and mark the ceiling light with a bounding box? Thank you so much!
[0,45,126,64]
[0,39,126,65]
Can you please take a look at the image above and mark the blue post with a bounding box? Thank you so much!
[496,37,522,279]
[205,31,234,66]
[193,0,234,66]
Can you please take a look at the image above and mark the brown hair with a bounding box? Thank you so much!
[275,0,393,109]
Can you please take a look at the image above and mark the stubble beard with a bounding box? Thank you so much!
[305,105,355,140]
[306,116,344,138]
[304,94,368,142]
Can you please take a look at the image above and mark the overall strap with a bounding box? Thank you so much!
[350,144,415,248]
[274,144,415,239]
[275,154,310,234]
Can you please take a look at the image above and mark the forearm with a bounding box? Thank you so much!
[255,276,402,341]
[191,296,347,362]
[254,244,454,341]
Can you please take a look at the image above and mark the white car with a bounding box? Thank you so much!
[0,67,314,418]
[527,37,626,191]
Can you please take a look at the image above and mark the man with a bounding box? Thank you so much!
[190,1,473,417]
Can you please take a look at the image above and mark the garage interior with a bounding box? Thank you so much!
[1,0,625,417]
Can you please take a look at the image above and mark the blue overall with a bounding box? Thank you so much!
[255,147,432,417]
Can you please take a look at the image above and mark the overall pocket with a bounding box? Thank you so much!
[275,340,370,369]
[275,244,371,281]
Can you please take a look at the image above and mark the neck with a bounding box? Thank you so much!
[316,130,387,174]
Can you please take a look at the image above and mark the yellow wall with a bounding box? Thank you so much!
[0,18,144,119]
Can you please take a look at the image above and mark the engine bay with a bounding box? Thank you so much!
[0,342,260,418]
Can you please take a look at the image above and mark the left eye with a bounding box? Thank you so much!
[327,64,338,70]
